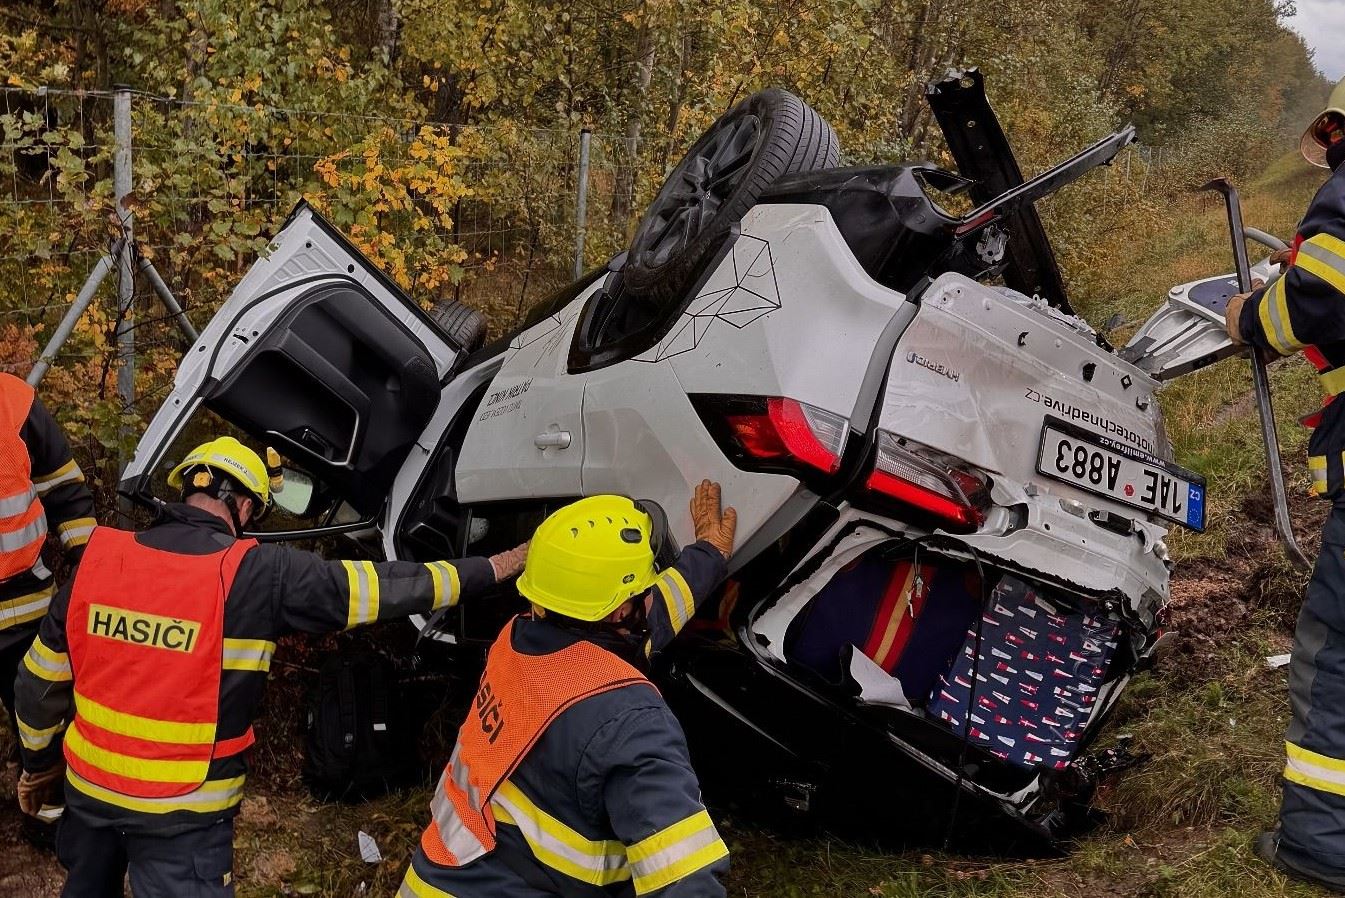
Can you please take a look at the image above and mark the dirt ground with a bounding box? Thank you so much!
[0,760,65,895]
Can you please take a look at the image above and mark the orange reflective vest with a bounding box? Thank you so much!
[64,527,257,799]
[420,618,652,867]
[0,373,46,580]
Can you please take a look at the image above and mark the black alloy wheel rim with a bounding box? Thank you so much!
[639,112,763,268]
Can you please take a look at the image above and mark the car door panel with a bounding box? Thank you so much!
[454,291,596,503]
[205,283,444,513]
[123,202,461,525]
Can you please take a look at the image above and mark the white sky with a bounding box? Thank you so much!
[1287,0,1345,80]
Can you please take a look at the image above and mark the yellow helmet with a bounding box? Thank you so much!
[167,436,273,505]
[1302,77,1345,168]
[517,496,660,621]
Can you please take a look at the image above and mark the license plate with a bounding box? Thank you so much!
[1035,417,1206,531]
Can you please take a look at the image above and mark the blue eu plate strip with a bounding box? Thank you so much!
[1186,483,1206,531]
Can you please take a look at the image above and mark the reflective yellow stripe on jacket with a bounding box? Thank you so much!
[74,690,215,744]
[1300,234,1345,391]
[2,583,54,630]
[626,809,728,895]
[1320,368,1345,398]
[1310,454,1331,496]
[22,633,69,681]
[17,715,67,752]
[398,864,458,898]
[64,722,210,785]
[655,568,696,635]
[66,769,245,815]
[32,459,83,494]
[491,779,631,886]
[1258,277,1302,357]
[343,560,381,628]
[222,637,276,672]
[424,561,461,610]
[1297,233,1345,295]
[56,516,96,549]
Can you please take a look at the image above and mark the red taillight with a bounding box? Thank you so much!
[864,432,988,530]
[699,396,848,476]
[724,408,788,460]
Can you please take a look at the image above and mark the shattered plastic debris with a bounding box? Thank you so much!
[358,831,383,864]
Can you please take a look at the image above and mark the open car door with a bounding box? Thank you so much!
[928,68,1075,312]
[122,201,463,538]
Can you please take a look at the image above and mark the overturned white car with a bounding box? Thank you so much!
[123,71,1268,851]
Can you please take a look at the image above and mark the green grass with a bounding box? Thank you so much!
[1104,627,1287,833]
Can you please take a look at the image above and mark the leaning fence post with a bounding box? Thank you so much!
[138,255,198,344]
[26,250,118,388]
[573,129,591,279]
[113,86,136,521]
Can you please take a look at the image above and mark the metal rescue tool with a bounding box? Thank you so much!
[1202,177,1311,570]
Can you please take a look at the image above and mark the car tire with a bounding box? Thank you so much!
[427,299,487,352]
[623,88,839,303]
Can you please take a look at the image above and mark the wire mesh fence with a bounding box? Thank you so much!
[0,86,639,407]
[0,88,116,344]
[1,83,1200,422]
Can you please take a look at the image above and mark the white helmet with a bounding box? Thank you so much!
[1301,77,1345,168]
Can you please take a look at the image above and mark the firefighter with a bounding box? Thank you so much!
[0,371,96,835]
[398,481,737,898]
[12,435,526,898]
[1224,78,1345,889]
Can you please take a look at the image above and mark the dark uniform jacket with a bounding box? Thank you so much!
[1,390,96,649]
[404,541,730,898]
[1240,162,1345,497]
[14,502,492,834]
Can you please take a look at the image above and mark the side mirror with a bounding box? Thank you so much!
[273,468,318,517]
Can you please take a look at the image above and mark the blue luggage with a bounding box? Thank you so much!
[928,575,1118,769]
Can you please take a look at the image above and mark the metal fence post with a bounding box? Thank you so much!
[26,249,119,388]
[113,87,135,416]
[113,87,136,521]
[573,129,591,279]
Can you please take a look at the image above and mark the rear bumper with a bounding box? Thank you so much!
[662,637,1070,854]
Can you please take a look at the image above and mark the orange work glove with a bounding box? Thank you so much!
[17,763,64,818]
[488,542,529,581]
[1225,278,1265,346]
[690,480,737,559]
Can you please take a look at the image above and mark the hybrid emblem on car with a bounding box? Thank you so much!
[906,351,961,382]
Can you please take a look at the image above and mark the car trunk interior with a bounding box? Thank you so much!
[747,522,1127,790]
